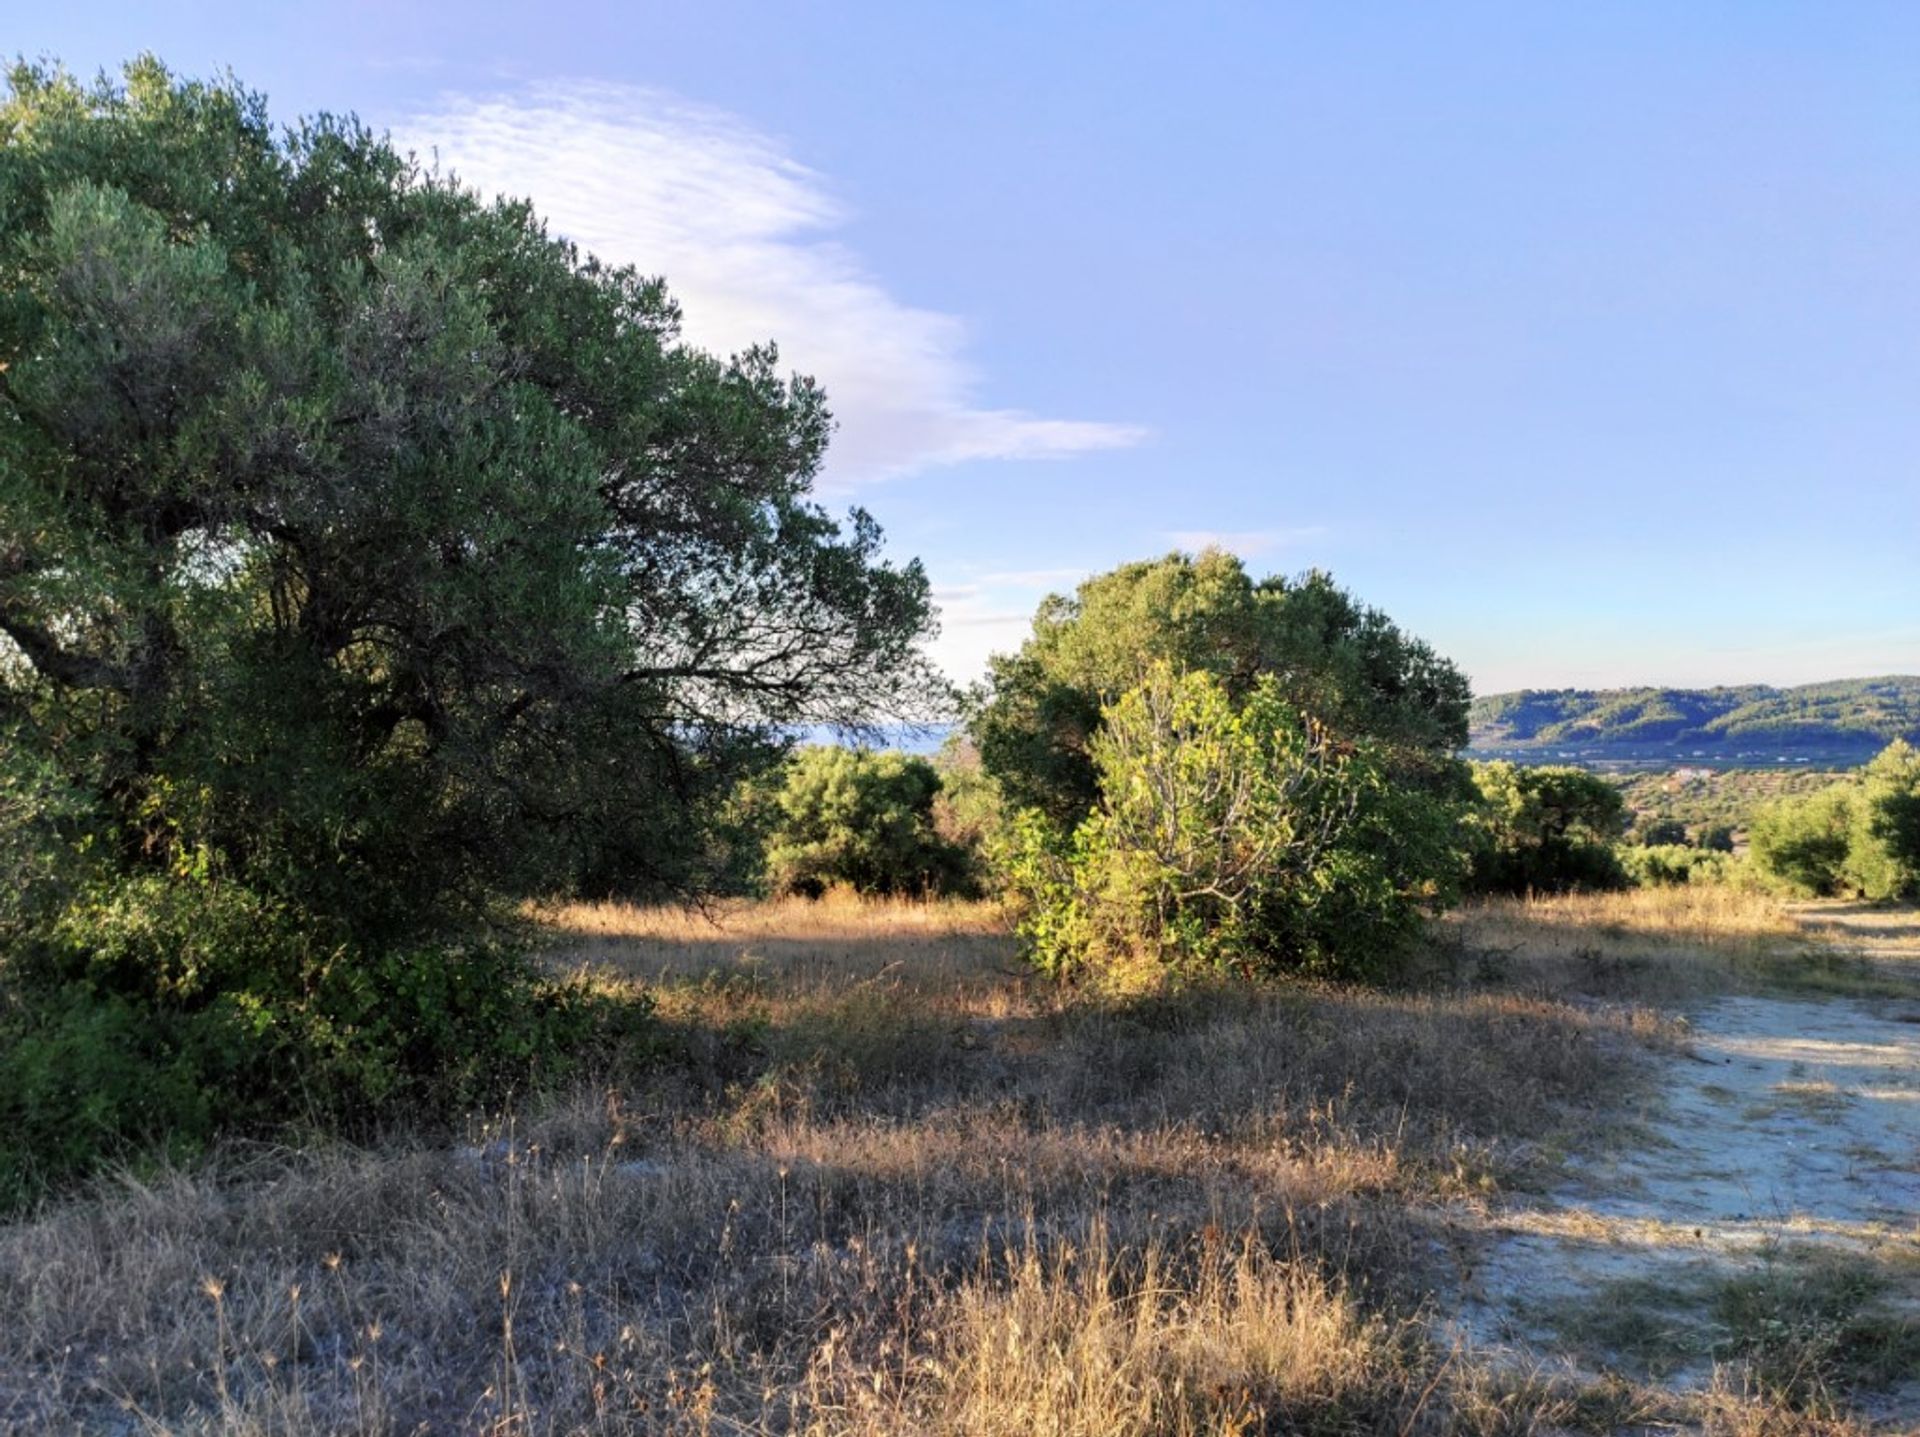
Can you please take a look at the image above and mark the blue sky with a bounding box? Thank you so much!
[18,3,1920,693]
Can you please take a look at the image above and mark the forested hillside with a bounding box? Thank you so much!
[1469,676,1920,767]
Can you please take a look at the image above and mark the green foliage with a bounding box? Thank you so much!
[0,871,656,1207]
[1466,763,1629,895]
[971,550,1470,826]
[1613,767,1844,849]
[1619,843,1739,888]
[1695,823,1736,853]
[929,733,1008,870]
[1749,785,1855,897]
[1471,677,1920,764]
[1634,817,1689,847]
[1845,740,1920,900]
[0,735,96,950]
[0,57,932,1196]
[761,747,976,898]
[999,665,1462,984]
[1748,743,1920,901]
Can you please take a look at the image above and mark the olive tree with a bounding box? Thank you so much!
[1750,742,1920,899]
[758,746,974,898]
[0,59,938,1190]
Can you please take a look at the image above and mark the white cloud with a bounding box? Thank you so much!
[925,564,1099,684]
[1163,527,1328,560]
[927,585,1034,686]
[972,566,1093,590]
[396,82,1145,486]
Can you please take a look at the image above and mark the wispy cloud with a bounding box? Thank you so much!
[1163,526,1328,560]
[397,82,1145,486]
[972,566,1092,591]
[925,564,1099,682]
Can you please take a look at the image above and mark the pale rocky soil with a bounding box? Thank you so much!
[1451,905,1920,1414]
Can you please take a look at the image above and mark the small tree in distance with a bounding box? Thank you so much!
[1465,763,1629,895]
[761,747,975,898]
[1750,741,1920,900]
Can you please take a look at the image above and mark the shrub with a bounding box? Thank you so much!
[1634,818,1689,847]
[1465,762,1629,895]
[761,747,976,898]
[1748,742,1920,900]
[1845,740,1920,900]
[0,873,655,1208]
[1696,823,1737,853]
[999,664,1462,985]
[1749,784,1854,896]
[1620,843,1738,888]
[930,734,1008,871]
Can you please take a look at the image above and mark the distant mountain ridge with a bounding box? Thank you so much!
[1467,676,1920,768]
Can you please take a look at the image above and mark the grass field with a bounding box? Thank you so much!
[0,890,1905,1434]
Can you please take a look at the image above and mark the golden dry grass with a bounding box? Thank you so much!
[1444,887,1917,1001]
[0,891,1889,1434]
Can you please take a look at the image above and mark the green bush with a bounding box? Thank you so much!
[760,747,976,898]
[1748,743,1919,901]
[1619,843,1738,888]
[1749,785,1855,896]
[1845,740,1920,900]
[1633,818,1689,847]
[999,664,1462,985]
[0,874,656,1208]
[1465,762,1629,895]
[930,734,1008,876]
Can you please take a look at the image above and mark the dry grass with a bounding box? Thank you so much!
[1444,888,1916,1001]
[0,891,1892,1433]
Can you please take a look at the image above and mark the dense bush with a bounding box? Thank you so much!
[757,747,976,898]
[1633,817,1690,847]
[1465,762,1629,895]
[1750,742,1920,899]
[1619,843,1740,888]
[929,734,1008,871]
[1000,665,1463,985]
[0,867,656,1205]
[1749,785,1855,896]
[1846,740,1920,899]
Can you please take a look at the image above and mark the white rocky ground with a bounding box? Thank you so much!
[1448,909,1920,1415]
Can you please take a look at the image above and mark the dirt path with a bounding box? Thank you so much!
[1450,907,1920,1414]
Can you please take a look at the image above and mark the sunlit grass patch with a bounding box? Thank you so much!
[1445,889,1920,1001]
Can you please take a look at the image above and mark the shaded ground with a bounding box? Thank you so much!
[1453,904,1920,1419]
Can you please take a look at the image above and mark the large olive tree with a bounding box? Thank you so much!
[0,58,938,1187]
[0,58,937,939]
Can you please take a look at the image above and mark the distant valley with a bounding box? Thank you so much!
[1467,675,1920,770]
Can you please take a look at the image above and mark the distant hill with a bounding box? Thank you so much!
[1467,676,1920,769]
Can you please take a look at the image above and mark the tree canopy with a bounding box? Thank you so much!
[756,746,974,898]
[1464,762,1629,895]
[1749,741,1920,900]
[0,58,937,1196]
[0,58,938,941]
[970,549,1471,824]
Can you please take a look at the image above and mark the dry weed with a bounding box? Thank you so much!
[0,893,1887,1433]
